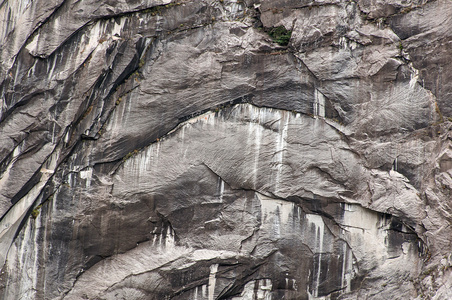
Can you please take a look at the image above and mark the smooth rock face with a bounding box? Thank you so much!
[0,0,451,299]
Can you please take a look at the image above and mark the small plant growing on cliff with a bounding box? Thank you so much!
[267,26,292,46]
[123,149,139,161]
[139,58,145,68]
[31,204,43,219]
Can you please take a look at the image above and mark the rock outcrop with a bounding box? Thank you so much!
[0,0,451,299]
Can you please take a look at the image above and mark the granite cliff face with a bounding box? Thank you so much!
[1,0,452,299]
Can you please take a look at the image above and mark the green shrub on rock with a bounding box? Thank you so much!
[267,26,292,46]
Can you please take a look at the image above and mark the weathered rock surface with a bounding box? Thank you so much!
[0,0,451,299]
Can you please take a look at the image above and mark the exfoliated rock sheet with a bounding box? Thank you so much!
[0,0,451,299]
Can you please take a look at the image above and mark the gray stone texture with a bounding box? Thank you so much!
[0,0,451,299]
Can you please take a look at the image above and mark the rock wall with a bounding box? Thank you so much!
[0,0,451,299]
